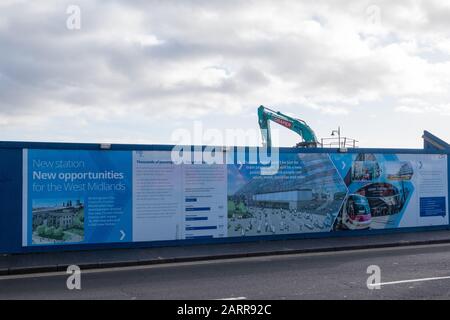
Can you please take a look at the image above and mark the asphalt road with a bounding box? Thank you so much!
[3,243,450,299]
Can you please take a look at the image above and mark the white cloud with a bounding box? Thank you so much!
[1,0,450,146]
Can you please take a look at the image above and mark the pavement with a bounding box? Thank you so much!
[3,242,450,299]
[2,229,450,276]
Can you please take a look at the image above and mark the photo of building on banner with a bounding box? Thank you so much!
[227,153,347,236]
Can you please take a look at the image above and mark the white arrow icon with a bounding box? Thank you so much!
[120,230,126,241]
[342,161,346,170]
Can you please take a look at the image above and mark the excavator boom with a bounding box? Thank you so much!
[258,105,319,148]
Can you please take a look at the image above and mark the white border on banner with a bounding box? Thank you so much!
[22,149,28,246]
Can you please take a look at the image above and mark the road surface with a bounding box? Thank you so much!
[2,243,450,299]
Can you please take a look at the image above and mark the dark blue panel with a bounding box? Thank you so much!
[186,217,208,221]
[420,197,446,217]
[185,207,211,212]
[0,149,22,253]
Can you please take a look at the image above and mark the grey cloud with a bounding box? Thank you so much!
[1,0,450,144]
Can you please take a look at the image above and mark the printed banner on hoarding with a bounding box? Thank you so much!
[22,149,448,246]
[22,149,132,246]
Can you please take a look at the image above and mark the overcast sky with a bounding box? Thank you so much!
[1,1,450,148]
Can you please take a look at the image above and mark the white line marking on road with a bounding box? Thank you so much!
[217,297,247,300]
[369,275,450,287]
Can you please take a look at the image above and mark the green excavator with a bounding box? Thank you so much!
[257,105,319,148]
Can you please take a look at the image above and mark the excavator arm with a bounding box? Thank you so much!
[257,105,319,148]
